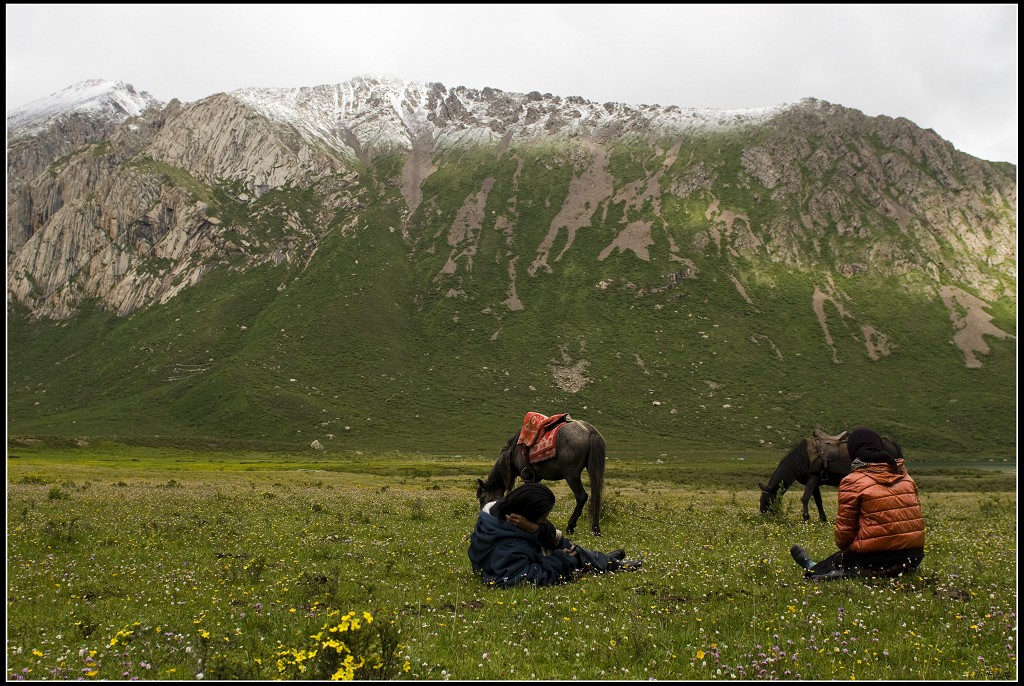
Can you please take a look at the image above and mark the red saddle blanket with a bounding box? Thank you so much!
[519,412,570,464]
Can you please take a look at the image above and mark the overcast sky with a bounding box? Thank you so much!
[6,3,1018,164]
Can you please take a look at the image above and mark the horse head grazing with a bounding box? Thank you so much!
[758,480,781,514]
[476,435,517,508]
[476,478,503,509]
[757,440,809,517]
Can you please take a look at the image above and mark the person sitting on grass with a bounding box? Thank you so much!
[790,426,925,580]
[468,482,640,588]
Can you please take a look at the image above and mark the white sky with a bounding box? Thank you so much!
[5,3,1019,164]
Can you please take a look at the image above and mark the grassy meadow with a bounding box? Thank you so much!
[6,441,1017,681]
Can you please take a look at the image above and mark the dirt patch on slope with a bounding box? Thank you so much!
[598,220,654,261]
[530,147,615,275]
[861,325,894,360]
[812,282,853,363]
[940,286,1015,368]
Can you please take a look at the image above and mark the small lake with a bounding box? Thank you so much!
[911,460,1016,474]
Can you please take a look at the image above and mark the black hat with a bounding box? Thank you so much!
[848,426,898,469]
[493,483,556,522]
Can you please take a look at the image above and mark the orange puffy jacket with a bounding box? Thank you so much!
[834,459,925,554]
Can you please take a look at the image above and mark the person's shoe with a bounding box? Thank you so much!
[790,545,815,570]
[808,568,847,581]
[608,556,642,572]
[615,558,642,572]
[607,548,627,562]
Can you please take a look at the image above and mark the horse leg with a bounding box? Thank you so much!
[811,486,827,523]
[563,475,588,535]
[800,477,820,522]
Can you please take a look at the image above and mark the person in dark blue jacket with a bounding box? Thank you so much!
[468,482,640,588]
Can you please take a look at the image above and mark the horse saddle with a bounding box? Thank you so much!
[519,412,571,464]
[807,429,849,474]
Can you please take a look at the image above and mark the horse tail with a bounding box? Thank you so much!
[586,427,606,529]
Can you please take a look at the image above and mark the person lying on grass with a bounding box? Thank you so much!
[468,482,640,587]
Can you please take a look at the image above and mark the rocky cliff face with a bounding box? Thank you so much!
[7,80,162,252]
[7,77,1017,350]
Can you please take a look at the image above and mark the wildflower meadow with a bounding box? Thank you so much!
[6,443,1016,680]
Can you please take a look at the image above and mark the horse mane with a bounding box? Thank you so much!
[482,433,519,493]
[765,440,809,490]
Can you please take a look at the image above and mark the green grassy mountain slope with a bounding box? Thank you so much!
[7,98,1017,459]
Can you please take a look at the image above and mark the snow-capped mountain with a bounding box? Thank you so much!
[5,74,1016,325]
[8,75,799,157]
[229,74,798,153]
[7,79,162,138]
[4,74,1016,456]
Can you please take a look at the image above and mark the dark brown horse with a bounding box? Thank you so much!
[476,418,606,535]
[758,430,903,522]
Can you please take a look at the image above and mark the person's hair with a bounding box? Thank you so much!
[848,426,898,470]
[492,483,555,522]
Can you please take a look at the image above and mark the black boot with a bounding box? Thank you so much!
[790,545,815,570]
[609,557,642,572]
[607,550,641,572]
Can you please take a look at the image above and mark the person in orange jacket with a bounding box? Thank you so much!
[789,426,925,580]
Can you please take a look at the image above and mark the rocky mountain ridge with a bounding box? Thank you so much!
[6,80,163,223]
[5,77,1017,454]
[7,78,1016,319]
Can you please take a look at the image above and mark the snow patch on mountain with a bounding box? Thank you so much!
[6,74,804,154]
[6,79,162,137]
[230,75,802,151]
[229,76,440,151]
